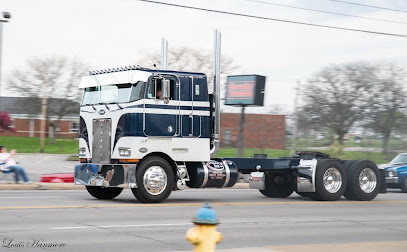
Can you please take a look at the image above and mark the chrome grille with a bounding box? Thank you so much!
[92,119,111,163]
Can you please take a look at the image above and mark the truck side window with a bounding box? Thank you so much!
[146,77,176,100]
[147,79,162,99]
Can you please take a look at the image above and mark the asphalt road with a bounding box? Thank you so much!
[0,189,406,252]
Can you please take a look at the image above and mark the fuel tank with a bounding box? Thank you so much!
[186,160,238,188]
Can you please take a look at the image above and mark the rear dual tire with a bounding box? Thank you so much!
[299,159,380,201]
[343,160,381,201]
[310,160,347,201]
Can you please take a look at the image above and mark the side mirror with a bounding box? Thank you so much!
[162,79,170,100]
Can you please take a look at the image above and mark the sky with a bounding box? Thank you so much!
[1,0,407,114]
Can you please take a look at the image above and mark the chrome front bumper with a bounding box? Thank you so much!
[74,163,137,188]
[385,176,399,184]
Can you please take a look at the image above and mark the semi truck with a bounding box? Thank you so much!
[74,31,386,203]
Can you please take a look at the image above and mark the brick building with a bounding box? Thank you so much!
[0,97,286,148]
[0,97,79,138]
[220,113,285,149]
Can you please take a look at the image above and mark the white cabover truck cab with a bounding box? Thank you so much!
[75,67,236,202]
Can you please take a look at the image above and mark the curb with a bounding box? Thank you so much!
[0,182,84,190]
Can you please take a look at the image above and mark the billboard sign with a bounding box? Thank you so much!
[225,75,266,106]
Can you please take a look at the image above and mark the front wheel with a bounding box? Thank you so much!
[86,186,123,199]
[131,156,174,203]
[312,160,347,201]
[259,173,295,198]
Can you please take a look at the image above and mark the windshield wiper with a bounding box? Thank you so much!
[107,102,123,110]
[99,103,110,111]
[84,104,96,111]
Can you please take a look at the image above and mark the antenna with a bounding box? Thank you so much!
[145,48,160,74]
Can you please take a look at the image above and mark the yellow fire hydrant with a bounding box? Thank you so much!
[186,202,223,252]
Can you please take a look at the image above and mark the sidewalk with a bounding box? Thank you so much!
[0,153,78,189]
[2,153,75,182]
[174,241,407,252]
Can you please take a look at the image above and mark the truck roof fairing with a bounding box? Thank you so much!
[78,70,152,89]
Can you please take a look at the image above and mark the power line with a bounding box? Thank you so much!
[247,0,407,25]
[136,0,407,38]
[330,0,407,14]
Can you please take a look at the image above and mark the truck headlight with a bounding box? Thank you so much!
[78,148,86,157]
[119,148,131,157]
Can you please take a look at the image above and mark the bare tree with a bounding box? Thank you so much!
[138,46,239,95]
[363,64,407,153]
[7,56,89,146]
[300,62,379,144]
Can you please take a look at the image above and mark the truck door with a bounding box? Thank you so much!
[181,76,201,137]
[143,76,180,136]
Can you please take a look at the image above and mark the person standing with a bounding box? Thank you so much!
[0,146,32,184]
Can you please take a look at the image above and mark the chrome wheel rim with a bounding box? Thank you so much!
[143,166,168,195]
[323,168,342,193]
[359,168,377,193]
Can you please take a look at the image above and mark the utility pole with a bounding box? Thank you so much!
[0,12,12,112]
[40,75,48,153]
[290,81,300,156]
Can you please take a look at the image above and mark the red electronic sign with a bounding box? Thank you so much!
[225,75,265,106]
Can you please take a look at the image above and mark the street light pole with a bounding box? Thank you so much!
[40,74,48,153]
[290,81,301,156]
[0,12,11,112]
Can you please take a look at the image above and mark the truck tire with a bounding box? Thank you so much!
[342,160,357,200]
[344,160,381,201]
[86,186,123,199]
[312,159,347,201]
[131,156,174,203]
[259,173,295,198]
[401,177,407,193]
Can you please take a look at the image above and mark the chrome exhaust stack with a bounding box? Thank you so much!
[210,29,221,157]
[161,37,168,70]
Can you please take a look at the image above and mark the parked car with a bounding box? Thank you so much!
[380,153,407,192]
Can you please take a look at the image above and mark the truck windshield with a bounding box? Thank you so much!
[81,82,145,105]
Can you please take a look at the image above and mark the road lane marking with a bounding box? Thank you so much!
[53,223,191,230]
[1,200,407,210]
